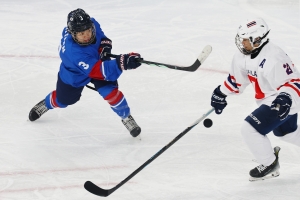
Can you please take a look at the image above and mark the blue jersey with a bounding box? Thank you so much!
[58,18,122,87]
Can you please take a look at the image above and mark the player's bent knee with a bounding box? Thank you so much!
[272,114,298,137]
[273,128,285,137]
[245,105,283,136]
[241,121,257,137]
[241,121,267,143]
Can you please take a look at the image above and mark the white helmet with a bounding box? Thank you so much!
[235,18,270,55]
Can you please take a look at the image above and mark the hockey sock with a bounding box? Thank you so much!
[241,121,276,166]
[104,88,130,119]
[45,91,68,109]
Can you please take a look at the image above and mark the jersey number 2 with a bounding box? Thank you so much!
[283,63,293,75]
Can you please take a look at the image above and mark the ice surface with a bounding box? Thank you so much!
[0,0,299,199]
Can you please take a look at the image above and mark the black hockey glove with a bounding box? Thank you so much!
[116,53,142,70]
[99,38,112,60]
[271,92,292,120]
[211,85,227,114]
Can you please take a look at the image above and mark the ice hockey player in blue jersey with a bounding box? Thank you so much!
[28,8,141,137]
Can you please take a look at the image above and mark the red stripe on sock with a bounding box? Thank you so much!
[51,91,59,108]
[104,88,124,105]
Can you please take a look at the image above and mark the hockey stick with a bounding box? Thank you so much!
[85,45,212,91]
[85,84,97,91]
[84,107,215,197]
[105,45,212,72]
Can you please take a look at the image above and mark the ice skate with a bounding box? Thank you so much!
[122,115,141,138]
[249,146,281,181]
[29,100,49,121]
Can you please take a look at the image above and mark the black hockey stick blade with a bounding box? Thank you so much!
[84,181,112,197]
[84,107,215,197]
[104,45,212,72]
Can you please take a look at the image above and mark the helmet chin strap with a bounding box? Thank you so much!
[252,30,271,47]
[248,29,270,53]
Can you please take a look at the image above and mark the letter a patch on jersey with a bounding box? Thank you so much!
[259,59,266,68]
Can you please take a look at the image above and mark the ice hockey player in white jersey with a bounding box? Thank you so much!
[210,18,300,181]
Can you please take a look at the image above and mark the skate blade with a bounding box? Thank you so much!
[249,171,280,182]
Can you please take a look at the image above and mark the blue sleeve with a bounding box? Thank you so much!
[100,59,122,81]
[71,50,122,81]
[88,58,123,81]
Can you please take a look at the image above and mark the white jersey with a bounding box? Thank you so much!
[220,41,300,115]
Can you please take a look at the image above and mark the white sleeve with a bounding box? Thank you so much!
[220,52,251,96]
[266,53,300,114]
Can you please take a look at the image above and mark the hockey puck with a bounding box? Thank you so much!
[203,118,213,128]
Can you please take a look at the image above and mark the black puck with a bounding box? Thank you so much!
[203,118,213,128]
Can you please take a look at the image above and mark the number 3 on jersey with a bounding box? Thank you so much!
[78,61,89,70]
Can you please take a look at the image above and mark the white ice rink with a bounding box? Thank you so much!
[0,0,299,199]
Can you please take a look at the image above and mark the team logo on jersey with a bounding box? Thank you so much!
[78,61,89,70]
[247,21,256,28]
